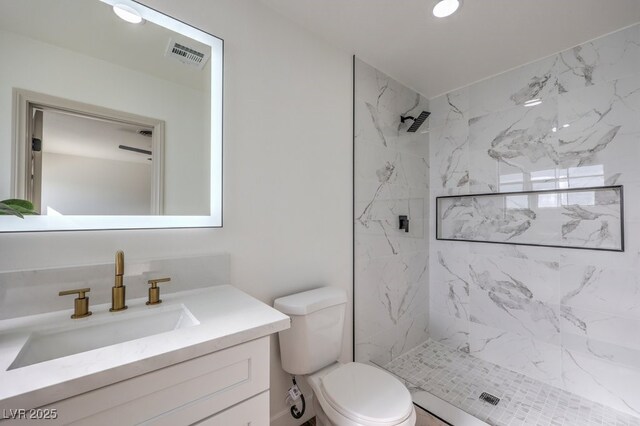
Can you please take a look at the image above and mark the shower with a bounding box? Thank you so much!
[400,110,430,132]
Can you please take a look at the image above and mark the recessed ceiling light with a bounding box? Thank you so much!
[433,0,461,18]
[113,4,144,24]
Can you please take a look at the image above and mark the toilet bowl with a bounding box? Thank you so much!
[274,287,416,426]
[307,362,416,426]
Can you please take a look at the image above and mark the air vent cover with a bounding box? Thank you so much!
[479,392,500,406]
[165,38,210,70]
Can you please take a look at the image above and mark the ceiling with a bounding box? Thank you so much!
[257,0,640,98]
[43,110,153,164]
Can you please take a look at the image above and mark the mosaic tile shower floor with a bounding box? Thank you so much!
[385,340,640,426]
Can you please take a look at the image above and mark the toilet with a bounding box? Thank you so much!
[274,287,416,426]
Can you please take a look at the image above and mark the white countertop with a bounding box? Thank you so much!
[0,285,290,410]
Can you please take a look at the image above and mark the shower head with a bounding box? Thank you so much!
[400,111,430,132]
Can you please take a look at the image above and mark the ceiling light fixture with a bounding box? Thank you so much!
[433,0,461,18]
[113,4,144,24]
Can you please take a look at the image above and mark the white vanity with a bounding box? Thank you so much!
[0,285,289,425]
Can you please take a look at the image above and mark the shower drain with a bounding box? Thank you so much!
[479,392,500,405]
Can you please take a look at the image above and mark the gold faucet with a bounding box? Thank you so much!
[110,250,127,312]
[59,288,92,319]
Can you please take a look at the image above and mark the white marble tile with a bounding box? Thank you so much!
[430,246,470,321]
[387,340,640,426]
[429,308,469,353]
[558,24,640,93]
[400,152,429,191]
[558,74,640,139]
[389,131,430,157]
[355,58,430,367]
[423,25,640,422]
[356,140,428,191]
[355,58,426,117]
[356,132,405,185]
[356,232,428,260]
[468,255,561,343]
[358,311,429,366]
[469,54,559,118]
[355,197,425,241]
[562,347,640,418]
[356,251,428,332]
[429,88,469,130]
[469,323,562,387]
[468,99,559,193]
[555,76,640,189]
[561,306,640,354]
[559,261,640,320]
[429,120,469,196]
[355,97,400,149]
[561,329,640,371]
[466,239,562,263]
[355,178,429,205]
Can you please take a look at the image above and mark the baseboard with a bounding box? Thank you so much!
[270,394,316,426]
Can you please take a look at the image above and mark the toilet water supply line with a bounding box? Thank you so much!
[287,376,306,419]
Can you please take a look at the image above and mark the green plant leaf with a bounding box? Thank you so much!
[1,199,34,210]
[0,202,24,218]
[0,199,38,216]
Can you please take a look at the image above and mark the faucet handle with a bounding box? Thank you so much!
[59,288,92,319]
[146,278,171,305]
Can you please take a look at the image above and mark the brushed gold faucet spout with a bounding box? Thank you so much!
[114,250,124,288]
[110,250,127,311]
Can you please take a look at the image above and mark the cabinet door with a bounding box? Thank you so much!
[194,391,269,426]
[30,337,269,426]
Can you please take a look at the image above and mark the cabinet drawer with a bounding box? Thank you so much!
[27,337,269,426]
[192,391,269,426]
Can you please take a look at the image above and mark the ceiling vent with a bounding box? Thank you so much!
[165,39,210,70]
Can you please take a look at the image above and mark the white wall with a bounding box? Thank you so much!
[41,152,152,215]
[0,1,353,424]
[0,29,209,215]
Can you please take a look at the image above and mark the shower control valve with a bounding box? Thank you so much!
[399,215,409,233]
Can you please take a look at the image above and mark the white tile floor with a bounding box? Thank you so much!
[385,339,640,426]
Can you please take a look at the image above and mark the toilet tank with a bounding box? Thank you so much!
[274,287,347,375]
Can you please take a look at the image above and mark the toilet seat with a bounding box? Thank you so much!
[313,362,414,426]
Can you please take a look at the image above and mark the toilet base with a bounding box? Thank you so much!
[312,395,331,426]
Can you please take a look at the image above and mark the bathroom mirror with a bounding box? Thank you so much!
[0,0,223,231]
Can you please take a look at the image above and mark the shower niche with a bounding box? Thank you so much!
[436,185,624,252]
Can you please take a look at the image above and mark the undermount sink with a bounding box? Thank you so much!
[8,304,199,370]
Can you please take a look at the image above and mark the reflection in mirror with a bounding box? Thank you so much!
[16,91,166,216]
[34,106,159,215]
[0,0,223,231]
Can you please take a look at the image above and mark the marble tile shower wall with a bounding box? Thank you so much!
[429,24,640,418]
[354,58,430,366]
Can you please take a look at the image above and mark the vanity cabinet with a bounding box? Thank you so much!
[33,337,270,426]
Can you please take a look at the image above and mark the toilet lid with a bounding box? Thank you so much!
[320,363,413,425]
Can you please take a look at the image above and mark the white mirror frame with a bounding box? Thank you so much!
[0,0,223,232]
